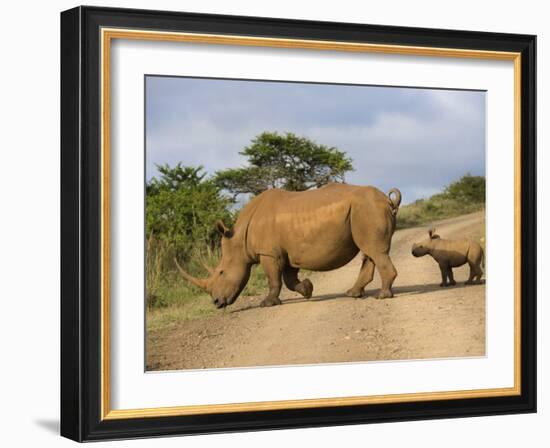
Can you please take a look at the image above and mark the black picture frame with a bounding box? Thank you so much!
[61,5,536,442]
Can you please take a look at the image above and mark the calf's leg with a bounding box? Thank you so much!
[474,266,483,283]
[465,266,476,284]
[438,262,449,287]
[283,266,313,299]
[346,255,375,298]
[259,255,283,307]
[466,260,483,284]
[447,267,456,286]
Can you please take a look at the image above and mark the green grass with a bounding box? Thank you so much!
[241,264,269,296]
[147,290,213,332]
[396,174,485,229]
[396,197,484,229]
[146,263,269,327]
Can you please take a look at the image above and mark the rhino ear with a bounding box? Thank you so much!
[216,220,233,238]
[428,228,440,239]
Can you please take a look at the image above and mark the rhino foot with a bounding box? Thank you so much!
[376,289,393,299]
[345,288,364,298]
[260,297,282,307]
[297,279,314,299]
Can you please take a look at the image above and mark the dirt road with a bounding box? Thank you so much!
[147,212,485,371]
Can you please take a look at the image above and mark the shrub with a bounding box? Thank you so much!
[146,164,234,262]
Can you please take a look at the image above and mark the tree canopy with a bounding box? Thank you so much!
[441,173,485,203]
[146,163,207,195]
[214,132,353,197]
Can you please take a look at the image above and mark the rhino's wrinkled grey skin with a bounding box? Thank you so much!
[175,183,402,308]
[411,228,484,287]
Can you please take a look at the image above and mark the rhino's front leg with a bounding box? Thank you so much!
[447,267,456,286]
[283,266,313,299]
[259,255,283,307]
[438,263,448,287]
[438,262,455,287]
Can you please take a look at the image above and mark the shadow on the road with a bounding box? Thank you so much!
[391,279,485,297]
[229,304,259,314]
[229,280,485,312]
[290,279,485,304]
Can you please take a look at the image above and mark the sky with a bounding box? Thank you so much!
[145,76,485,204]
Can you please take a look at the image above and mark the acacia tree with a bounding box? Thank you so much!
[214,132,354,198]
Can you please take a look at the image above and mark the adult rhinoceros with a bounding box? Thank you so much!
[175,183,401,309]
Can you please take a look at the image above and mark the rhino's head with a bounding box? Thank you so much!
[174,220,252,309]
[411,228,440,257]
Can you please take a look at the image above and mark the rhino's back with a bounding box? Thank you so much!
[433,239,472,267]
[264,183,386,210]
[246,184,389,270]
[442,238,483,266]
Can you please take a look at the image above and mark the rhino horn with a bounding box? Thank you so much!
[174,257,210,291]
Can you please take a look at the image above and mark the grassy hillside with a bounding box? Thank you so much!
[397,174,485,229]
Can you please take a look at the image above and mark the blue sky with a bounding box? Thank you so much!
[146,76,485,204]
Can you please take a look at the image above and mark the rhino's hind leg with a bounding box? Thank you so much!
[346,255,375,298]
[466,261,483,285]
[474,265,484,283]
[259,255,283,307]
[466,245,484,284]
[370,253,397,299]
[283,266,314,299]
[349,205,397,299]
[465,267,475,285]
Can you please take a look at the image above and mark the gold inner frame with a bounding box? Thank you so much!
[100,28,522,420]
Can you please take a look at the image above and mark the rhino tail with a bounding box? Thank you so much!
[388,188,402,215]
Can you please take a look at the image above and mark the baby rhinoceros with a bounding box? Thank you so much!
[411,228,484,287]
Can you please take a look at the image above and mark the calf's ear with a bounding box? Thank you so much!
[428,228,440,239]
[216,220,233,238]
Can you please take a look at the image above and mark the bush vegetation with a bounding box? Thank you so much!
[397,174,485,229]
